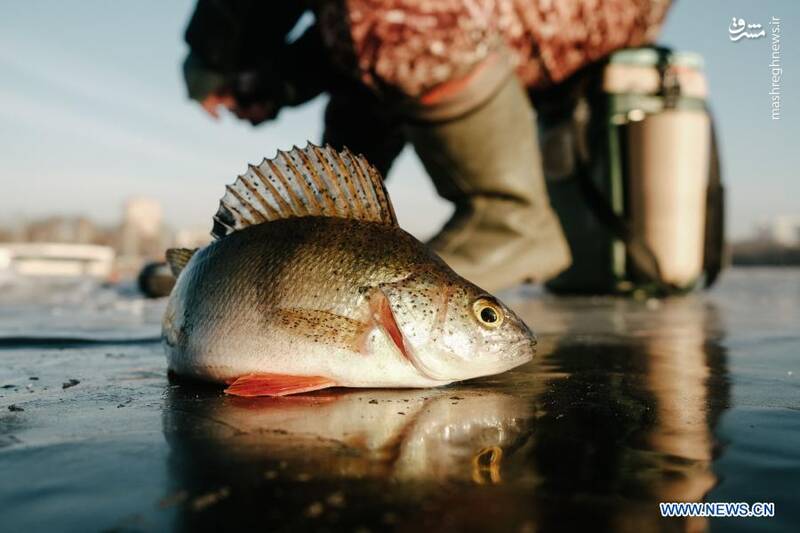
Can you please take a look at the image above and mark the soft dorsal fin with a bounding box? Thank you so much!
[165,248,197,276]
[211,143,398,240]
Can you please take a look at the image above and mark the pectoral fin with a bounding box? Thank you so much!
[225,374,336,397]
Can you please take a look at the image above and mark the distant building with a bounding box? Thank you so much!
[22,216,97,244]
[756,215,800,246]
[0,197,212,279]
[118,197,166,261]
[124,197,162,238]
[0,243,114,278]
[173,227,212,249]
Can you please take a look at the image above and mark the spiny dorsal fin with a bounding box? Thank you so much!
[165,248,197,276]
[211,143,398,240]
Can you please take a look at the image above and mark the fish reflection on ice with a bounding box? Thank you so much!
[163,387,532,484]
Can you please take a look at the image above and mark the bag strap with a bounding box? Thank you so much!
[702,113,725,287]
[573,152,679,293]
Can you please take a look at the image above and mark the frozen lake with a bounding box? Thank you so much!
[0,268,798,532]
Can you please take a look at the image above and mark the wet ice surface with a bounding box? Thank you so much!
[0,268,797,532]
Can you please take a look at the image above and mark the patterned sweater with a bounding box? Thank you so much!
[316,0,671,98]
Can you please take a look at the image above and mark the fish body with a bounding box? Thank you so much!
[163,145,535,396]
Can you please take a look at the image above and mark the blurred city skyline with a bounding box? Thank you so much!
[1,0,798,241]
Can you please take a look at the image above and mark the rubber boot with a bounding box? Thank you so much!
[407,74,572,292]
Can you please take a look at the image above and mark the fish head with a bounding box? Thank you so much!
[378,272,536,382]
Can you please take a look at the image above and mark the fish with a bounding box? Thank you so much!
[162,143,535,396]
[162,387,533,483]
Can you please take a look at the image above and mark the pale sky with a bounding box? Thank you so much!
[0,0,797,240]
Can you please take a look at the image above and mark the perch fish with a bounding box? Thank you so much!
[163,144,535,396]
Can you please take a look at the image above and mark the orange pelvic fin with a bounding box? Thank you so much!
[224,373,336,397]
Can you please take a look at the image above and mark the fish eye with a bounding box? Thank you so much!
[473,298,504,329]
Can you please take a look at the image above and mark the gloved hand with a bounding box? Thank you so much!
[183,53,282,125]
[182,0,316,125]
